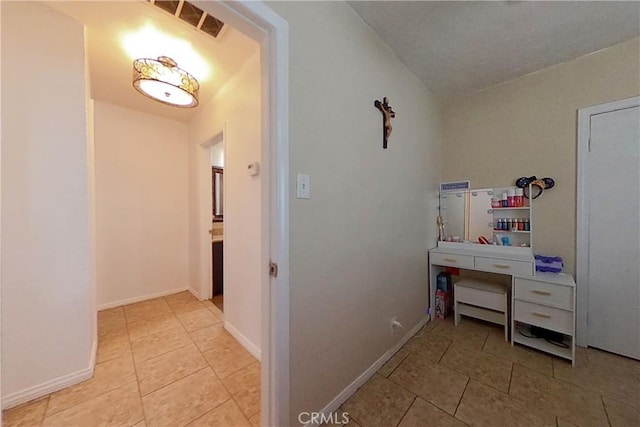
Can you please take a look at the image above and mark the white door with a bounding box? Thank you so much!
[586,104,640,359]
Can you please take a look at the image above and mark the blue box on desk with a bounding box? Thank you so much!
[535,255,563,273]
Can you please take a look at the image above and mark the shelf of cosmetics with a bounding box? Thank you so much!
[493,218,530,232]
[491,188,527,208]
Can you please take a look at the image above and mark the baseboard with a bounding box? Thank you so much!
[189,287,202,301]
[306,316,429,427]
[97,287,189,310]
[224,321,262,361]
[2,337,98,410]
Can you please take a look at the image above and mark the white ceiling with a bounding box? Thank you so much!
[348,1,640,100]
[46,1,259,122]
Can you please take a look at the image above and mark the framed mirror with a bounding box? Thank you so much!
[212,166,223,222]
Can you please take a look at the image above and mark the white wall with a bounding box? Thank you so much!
[442,38,640,274]
[189,50,262,354]
[1,1,94,405]
[210,141,224,167]
[268,2,442,423]
[93,101,190,308]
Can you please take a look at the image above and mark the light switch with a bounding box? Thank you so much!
[296,174,310,199]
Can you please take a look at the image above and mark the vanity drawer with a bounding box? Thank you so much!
[514,278,573,310]
[514,300,573,335]
[475,257,533,276]
[430,252,474,269]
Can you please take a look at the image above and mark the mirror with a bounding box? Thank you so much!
[439,189,493,243]
[212,167,223,221]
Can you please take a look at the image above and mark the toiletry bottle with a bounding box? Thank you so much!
[507,189,516,207]
[501,193,508,207]
[518,218,524,231]
[524,218,530,231]
[515,188,524,207]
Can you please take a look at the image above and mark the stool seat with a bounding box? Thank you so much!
[454,279,509,341]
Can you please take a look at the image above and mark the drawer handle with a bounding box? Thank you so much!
[492,264,511,269]
[532,312,551,319]
[443,258,457,263]
[532,290,552,296]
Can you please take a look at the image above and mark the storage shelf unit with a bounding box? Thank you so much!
[491,186,532,249]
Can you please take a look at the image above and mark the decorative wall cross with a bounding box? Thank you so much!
[374,97,396,149]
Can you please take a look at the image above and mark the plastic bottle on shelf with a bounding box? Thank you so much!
[507,189,516,207]
[518,218,524,231]
[491,197,501,209]
[515,188,524,207]
[501,193,508,207]
[524,218,530,231]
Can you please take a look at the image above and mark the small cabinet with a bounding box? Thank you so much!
[511,273,576,365]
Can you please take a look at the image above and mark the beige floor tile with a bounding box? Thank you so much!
[142,367,230,426]
[428,318,493,350]
[249,411,261,427]
[137,344,208,396]
[97,330,131,363]
[164,291,197,305]
[221,363,261,419]
[389,353,468,415]
[556,418,578,427]
[509,364,608,426]
[167,296,207,316]
[188,399,251,427]
[202,340,257,379]
[455,380,554,427]
[553,348,640,408]
[124,298,173,323]
[98,307,127,338]
[603,397,640,427]
[179,309,221,332]
[440,342,513,393]
[130,325,191,363]
[3,396,48,427]
[133,421,147,427]
[127,311,182,341]
[398,397,466,427]
[46,355,137,416]
[403,332,452,364]
[483,329,553,376]
[342,374,415,427]
[378,348,411,378]
[190,324,236,353]
[42,382,143,427]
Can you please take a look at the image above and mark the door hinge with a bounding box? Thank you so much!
[269,261,278,278]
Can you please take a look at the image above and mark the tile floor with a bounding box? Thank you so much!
[3,292,260,427]
[337,318,639,427]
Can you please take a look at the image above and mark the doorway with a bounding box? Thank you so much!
[577,96,640,360]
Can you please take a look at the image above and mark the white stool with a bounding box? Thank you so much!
[454,279,509,341]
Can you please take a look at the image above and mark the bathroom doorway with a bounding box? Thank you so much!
[210,137,225,312]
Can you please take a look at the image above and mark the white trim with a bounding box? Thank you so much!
[195,2,289,425]
[189,287,202,301]
[576,96,640,346]
[305,318,429,427]
[2,338,97,410]
[225,321,262,361]
[97,287,189,311]
[198,125,225,302]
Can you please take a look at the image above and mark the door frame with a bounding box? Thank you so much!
[198,127,225,301]
[576,96,639,347]
[196,2,290,426]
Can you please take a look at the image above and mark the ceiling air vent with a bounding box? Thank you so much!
[147,0,226,39]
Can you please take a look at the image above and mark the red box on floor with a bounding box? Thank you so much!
[435,289,452,319]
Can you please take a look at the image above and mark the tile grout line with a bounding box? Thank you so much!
[453,377,470,418]
[394,395,417,427]
[123,306,147,426]
[600,395,613,427]
[507,361,514,395]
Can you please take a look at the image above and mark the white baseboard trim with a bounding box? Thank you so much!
[97,287,189,310]
[305,316,429,427]
[224,321,262,361]
[2,337,98,410]
[189,287,202,301]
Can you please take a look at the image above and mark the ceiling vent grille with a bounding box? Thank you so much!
[148,0,226,39]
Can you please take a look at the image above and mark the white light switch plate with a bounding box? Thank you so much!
[296,174,310,199]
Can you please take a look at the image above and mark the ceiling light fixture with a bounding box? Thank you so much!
[132,56,199,108]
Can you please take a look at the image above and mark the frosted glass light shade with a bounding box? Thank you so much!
[132,56,199,108]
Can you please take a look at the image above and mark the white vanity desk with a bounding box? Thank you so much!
[429,243,576,365]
